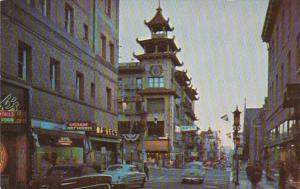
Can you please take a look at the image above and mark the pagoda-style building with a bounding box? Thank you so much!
[118,5,199,167]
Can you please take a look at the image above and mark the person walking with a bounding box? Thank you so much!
[144,163,149,181]
[278,161,288,189]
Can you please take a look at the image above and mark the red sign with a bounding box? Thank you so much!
[0,110,27,124]
[66,121,93,131]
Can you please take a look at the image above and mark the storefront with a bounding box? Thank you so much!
[31,120,86,177]
[86,128,120,170]
[0,82,29,188]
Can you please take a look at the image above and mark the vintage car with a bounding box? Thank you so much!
[181,161,206,184]
[30,164,112,189]
[102,164,146,189]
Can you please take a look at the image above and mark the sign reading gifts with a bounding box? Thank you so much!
[66,121,94,131]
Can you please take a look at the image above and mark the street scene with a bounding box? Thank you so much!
[0,0,300,189]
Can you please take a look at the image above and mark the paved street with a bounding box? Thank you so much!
[145,167,277,189]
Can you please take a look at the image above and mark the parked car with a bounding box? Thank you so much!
[181,161,206,184]
[30,164,112,189]
[102,164,146,189]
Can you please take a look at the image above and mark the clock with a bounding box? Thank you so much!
[150,65,162,76]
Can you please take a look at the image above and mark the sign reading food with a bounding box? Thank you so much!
[0,143,8,173]
[66,121,93,131]
[0,94,27,124]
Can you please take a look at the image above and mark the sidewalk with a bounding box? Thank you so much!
[230,171,276,189]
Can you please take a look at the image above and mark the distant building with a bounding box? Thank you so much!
[262,0,300,183]
[199,128,220,162]
[118,5,199,167]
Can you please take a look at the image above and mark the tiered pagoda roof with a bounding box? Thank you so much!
[144,7,174,33]
[136,36,180,52]
[175,70,191,86]
[133,51,183,66]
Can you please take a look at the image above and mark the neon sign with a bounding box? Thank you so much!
[0,94,26,124]
[0,143,8,173]
[66,121,94,131]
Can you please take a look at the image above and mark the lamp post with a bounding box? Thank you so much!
[233,106,241,186]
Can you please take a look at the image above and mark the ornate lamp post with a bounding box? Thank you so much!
[233,106,241,186]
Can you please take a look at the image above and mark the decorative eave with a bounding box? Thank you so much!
[144,7,174,32]
[118,62,145,74]
[185,85,199,101]
[137,88,179,98]
[175,70,191,86]
[133,52,183,66]
[136,37,180,51]
[261,0,281,42]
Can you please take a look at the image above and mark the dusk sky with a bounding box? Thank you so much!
[119,0,269,147]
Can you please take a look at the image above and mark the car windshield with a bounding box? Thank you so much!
[185,164,202,169]
[47,166,78,177]
[107,165,123,171]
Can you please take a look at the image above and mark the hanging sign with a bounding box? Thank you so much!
[0,143,8,173]
[181,125,198,132]
[0,94,27,124]
[96,126,118,137]
[66,121,93,131]
[57,137,72,146]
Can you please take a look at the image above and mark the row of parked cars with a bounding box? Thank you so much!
[30,164,146,189]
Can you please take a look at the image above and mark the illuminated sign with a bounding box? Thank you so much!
[66,121,93,131]
[181,125,198,132]
[0,143,8,173]
[57,137,72,146]
[0,94,27,124]
[96,126,118,136]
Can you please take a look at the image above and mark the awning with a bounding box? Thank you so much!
[89,136,121,144]
[138,140,169,152]
[32,128,85,139]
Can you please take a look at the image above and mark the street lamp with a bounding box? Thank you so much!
[232,106,241,186]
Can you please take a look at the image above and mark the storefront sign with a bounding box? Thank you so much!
[66,121,93,131]
[0,94,27,124]
[96,126,118,137]
[57,137,72,146]
[0,143,8,173]
[181,125,198,132]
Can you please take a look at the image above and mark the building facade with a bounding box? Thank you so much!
[0,0,119,187]
[262,0,300,185]
[118,6,198,167]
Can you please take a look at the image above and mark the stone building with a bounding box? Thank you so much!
[117,5,198,167]
[0,0,119,187]
[261,0,300,185]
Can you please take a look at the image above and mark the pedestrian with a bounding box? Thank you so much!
[144,162,149,181]
[278,161,288,189]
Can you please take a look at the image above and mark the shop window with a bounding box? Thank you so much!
[50,58,60,91]
[147,98,164,113]
[101,34,106,59]
[106,87,112,110]
[76,72,84,100]
[147,121,164,137]
[109,42,114,64]
[65,3,74,34]
[90,82,95,99]
[148,77,164,88]
[18,41,31,81]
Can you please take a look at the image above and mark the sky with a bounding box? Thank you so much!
[119,0,269,148]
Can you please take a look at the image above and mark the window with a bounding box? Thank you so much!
[136,78,142,89]
[288,50,291,82]
[76,72,84,100]
[109,42,114,64]
[101,34,106,59]
[147,121,164,137]
[106,87,112,110]
[50,58,60,91]
[83,24,89,42]
[148,77,164,88]
[118,78,123,88]
[91,83,95,99]
[136,102,141,112]
[65,3,74,34]
[281,11,285,44]
[276,74,279,102]
[147,98,164,113]
[280,64,284,96]
[18,41,31,81]
[104,0,111,17]
[40,0,50,17]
